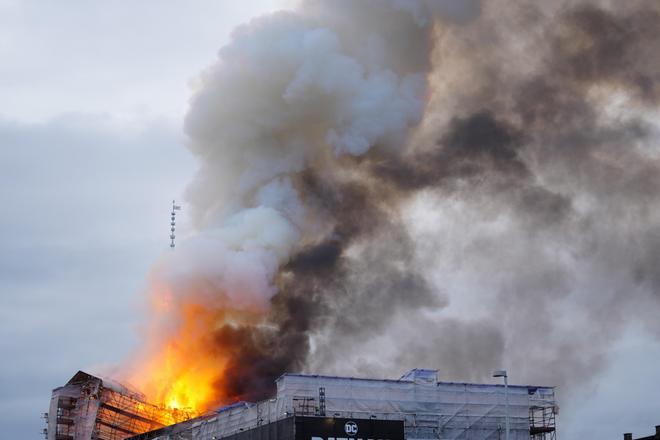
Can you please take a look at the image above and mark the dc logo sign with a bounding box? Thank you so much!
[344,421,358,436]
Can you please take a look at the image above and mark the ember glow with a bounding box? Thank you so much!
[127,276,267,413]
[131,310,226,413]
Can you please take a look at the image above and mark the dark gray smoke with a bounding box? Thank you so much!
[270,0,660,393]
[130,0,660,407]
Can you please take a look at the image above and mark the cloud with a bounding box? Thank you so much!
[0,114,195,437]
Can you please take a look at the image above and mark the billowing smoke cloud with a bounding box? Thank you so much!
[127,0,660,409]
[303,0,660,389]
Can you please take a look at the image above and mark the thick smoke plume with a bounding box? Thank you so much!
[126,0,660,410]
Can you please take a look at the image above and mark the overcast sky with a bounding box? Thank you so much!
[0,1,289,437]
[0,1,659,439]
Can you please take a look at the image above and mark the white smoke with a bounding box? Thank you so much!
[165,1,438,315]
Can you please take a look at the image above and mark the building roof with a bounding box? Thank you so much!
[276,370,555,391]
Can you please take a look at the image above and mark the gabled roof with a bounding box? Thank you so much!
[63,370,145,399]
[66,370,100,385]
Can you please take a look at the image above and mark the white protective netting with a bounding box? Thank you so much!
[192,370,556,440]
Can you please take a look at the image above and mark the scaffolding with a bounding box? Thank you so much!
[317,387,326,417]
[528,386,557,440]
[128,369,558,440]
[52,395,77,440]
[46,371,193,440]
[292,396,316,416]
[529,400,557,438]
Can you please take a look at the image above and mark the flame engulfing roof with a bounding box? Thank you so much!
[45,371,193,440]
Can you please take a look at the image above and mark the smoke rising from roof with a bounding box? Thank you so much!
[127,0,660,407]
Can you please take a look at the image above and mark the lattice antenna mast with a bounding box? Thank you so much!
[170,200,181,248]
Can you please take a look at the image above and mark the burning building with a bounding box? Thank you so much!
[45,371,193,440]
[118,0,660,419]
[114,369,555,440]
[42,0,660,438]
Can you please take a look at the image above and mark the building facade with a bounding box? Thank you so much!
[128,369,557,440]
[45,371,191,440]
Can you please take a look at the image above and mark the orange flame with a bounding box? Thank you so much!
[125,276,265,415]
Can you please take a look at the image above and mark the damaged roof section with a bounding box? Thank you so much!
[45,371,193,440]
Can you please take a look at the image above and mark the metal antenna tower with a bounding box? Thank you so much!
[170,200,181,248]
